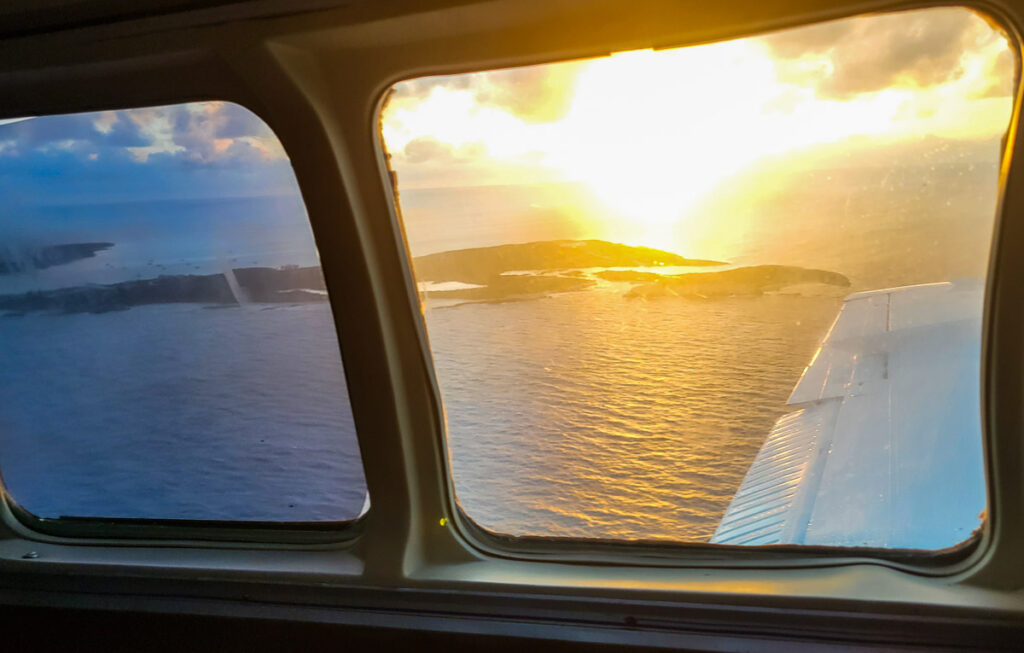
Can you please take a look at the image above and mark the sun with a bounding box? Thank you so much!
[549,44,777,223]
[381,10,1012,255]
[541,43,908,252]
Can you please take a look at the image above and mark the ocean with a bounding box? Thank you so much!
[0,302,365,522]
[0,144,1001,541]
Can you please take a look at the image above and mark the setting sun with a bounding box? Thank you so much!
[381,7,1013,255]
[543,43,910,249]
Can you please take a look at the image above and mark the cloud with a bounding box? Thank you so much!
[214,102,277,140]
[1,112,146,155]
[0,102,299,205]
[92,111,118,134]
[0,101,287,166]
[974,48,1016,99]
[472,65,582,123]
[392,74,474,102]
[398,136,490,165]
[760,8,1010,99]
[402,136,456,164]
[166,102,285,164]
[392,62,583,124]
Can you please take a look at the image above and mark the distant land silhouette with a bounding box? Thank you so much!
[0,240,850,314]
[619,265,850,298]
[414,241,848,304]
[0,265,328,314]
[0,242,113,274]
[413,239,725,284]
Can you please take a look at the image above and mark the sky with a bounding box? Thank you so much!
[381,6,1016,246]
[0,100,315,290]
[0,101,296,207]
[0,6,1014,259]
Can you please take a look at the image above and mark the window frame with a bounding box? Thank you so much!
[0,0,1020,648]
[0,98,372,545]
[368,3,1017,573]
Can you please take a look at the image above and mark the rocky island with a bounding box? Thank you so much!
[620,265,851,298]
[0,239,850,314]
[415,239,729,303]
[415,240,848,304]
[414,239,724,284]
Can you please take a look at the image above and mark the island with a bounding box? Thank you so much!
[620,265,851,298]
[0,265,329,314]
[0,242,114,274]
[0,239,851,314]
[413,239,725,284]
[415,241,848,304]
[415,239,726,304]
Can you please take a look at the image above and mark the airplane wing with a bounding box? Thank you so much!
[711,280,986,549]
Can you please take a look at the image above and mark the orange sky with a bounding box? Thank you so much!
[381,7,1016,251]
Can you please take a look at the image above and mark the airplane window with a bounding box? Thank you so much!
[0,102,367,524]
[381,7,1015,549]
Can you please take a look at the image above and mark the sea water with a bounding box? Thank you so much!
[0,155,1001,540]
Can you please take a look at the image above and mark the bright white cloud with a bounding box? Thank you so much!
[92,111,118,135]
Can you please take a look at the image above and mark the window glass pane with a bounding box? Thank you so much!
[382,7,1015,549]
[0,102,366,523]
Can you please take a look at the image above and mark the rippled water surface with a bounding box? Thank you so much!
[410,157,999,541]
[0,303,366,521]
[0,153,1001,538]
[428,289,841,540]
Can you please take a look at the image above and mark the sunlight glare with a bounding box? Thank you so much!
[545,43,903,250]
[381,8,1013,254]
